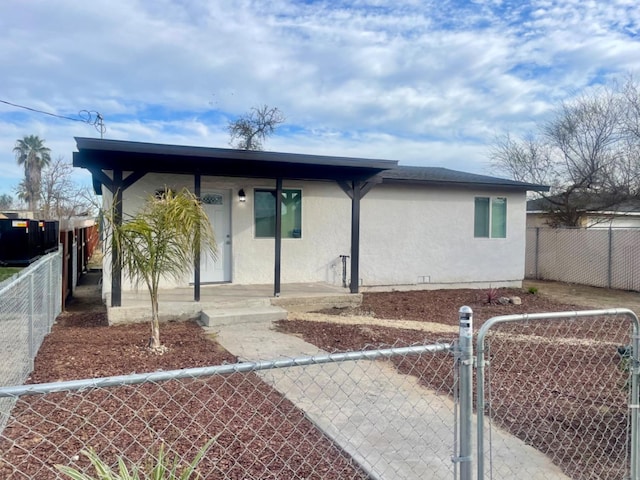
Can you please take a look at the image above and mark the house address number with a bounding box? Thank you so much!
[202,193,223,205]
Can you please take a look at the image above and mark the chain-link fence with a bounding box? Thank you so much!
[1,306,638,479]
[0,250,62,440]
[0,343,458,480]
[0,250,62,389]
[525,227,640,291]
[475,308,640,480]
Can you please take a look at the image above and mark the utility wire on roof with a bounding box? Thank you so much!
[0,98,106,138]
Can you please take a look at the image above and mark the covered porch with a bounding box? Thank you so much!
[73,137,397,307]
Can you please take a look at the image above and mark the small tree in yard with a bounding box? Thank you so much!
[108,188,216,351]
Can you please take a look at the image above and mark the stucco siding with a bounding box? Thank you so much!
[101,173,198,296]
[231,180,351,285]
[360,185,526,287]
[103,174,353,294]
[101,172,527,294]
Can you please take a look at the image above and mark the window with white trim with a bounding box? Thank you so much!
[474,197,507,238]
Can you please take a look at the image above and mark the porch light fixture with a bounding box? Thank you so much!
[238,189,246,202]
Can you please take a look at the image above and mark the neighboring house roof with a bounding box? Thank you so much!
[74,137,548,194]
[527,194,640,213]
[0,210,35,220]
[381,166,548,191]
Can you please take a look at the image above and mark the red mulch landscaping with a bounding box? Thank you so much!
[276,288,634,480]
[0,316,368,479]
[0,286,634,479]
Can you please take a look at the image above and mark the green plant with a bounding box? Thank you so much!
[527,286,539,295]
[14,134,51,212]
[55,438,215,480]
[0,267,22,282]
[106,188,216,350]
[484,287,499,305]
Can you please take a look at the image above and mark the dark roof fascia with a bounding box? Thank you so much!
[380,167,549,192]
[381,177,550,192]
[74,137,397,182]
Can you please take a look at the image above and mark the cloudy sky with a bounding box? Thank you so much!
[1,0,639,196]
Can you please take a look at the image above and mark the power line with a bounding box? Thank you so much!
[0,99,106,138]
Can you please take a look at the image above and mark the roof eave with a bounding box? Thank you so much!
[74,137,397,170]
[381,177,550,192]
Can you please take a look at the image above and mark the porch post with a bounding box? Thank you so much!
[111,169,123,307]
[350,180,361,294]
[194,174,201,302]
[274,178,283,297]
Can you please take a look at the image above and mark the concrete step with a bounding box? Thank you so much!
[200,305,287,327]
[271,293,362,313]
[203,297,273,309]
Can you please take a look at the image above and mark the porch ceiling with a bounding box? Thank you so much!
[73,137,397,188]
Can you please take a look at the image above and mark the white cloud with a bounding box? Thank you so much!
[0,0,639,196]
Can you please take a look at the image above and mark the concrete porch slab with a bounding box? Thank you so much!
[106,282,361,325]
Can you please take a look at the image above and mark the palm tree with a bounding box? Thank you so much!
[108,188,216,351]
[13,135,51,213]
[14,180,33,208]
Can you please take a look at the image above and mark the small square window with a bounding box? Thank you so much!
[255,189,302,238]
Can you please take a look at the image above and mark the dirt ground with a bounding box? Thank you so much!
[524,279,640,313]
[1,278,637,479]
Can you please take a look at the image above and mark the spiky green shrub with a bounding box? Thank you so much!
[55,439,215,480]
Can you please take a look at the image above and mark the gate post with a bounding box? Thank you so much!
[28,273,35,372]
[632,326,640,480]
[458,306,474,480]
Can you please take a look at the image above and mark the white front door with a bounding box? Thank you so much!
[201,190,231,283]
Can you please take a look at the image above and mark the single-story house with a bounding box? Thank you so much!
[0,210,37,220]
[72,137,547,307]
[527,195,640,228]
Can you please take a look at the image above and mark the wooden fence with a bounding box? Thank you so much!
[60,220,99,308]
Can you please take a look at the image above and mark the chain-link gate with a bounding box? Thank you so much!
[470,308,640,480]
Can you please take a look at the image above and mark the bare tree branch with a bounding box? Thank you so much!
[39,156,97,220]
[228,105,285,150]
[0,193,12,210]
[490,78,640,227]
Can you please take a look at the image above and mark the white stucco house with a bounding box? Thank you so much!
[72,138,547,307]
